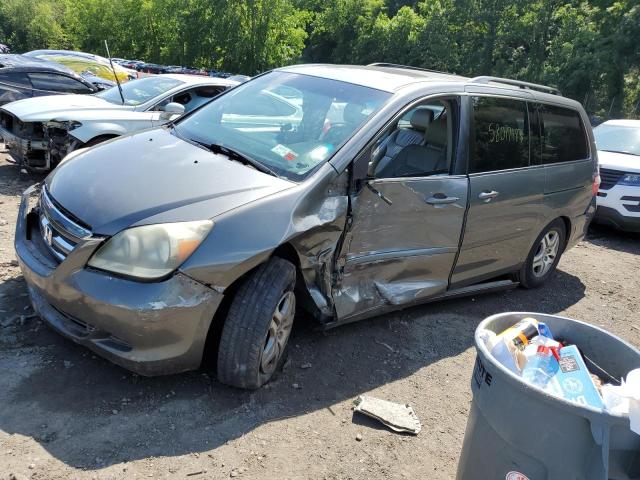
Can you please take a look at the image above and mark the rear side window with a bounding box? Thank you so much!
[0,72,30,88]
[28,72,93,94]
[470,96,529,173]
[539,105,588,163]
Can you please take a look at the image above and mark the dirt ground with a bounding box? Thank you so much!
[0,147,638,480]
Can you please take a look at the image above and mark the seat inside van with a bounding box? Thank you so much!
[374,101,452,178]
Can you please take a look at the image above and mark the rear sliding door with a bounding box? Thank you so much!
[451,94,544,287]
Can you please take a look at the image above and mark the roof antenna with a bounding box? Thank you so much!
[104,40,125,105]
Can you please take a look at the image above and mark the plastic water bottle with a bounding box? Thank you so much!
[521,346,559,388]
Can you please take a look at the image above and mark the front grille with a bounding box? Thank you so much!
[599,168,625,190]
[38,188,91,262]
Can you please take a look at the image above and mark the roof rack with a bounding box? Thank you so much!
[367,62,451,76]
[469,76,562,96]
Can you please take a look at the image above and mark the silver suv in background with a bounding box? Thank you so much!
[15,64,598,389]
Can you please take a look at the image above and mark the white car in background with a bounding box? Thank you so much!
[0,74,238,170]
[593,119,640,232]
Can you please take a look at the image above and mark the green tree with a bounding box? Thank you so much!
[0,0,638,117]
[0,0,72,52]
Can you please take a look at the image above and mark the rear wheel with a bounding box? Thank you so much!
[519,219,566,289]
[217,257,296,389]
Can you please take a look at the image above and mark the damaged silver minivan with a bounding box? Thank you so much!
[15,64,598,388]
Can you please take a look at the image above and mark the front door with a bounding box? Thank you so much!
[333,97,468,319]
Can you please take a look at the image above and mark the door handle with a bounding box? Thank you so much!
[478,190,499,202]
[425,194,460,205]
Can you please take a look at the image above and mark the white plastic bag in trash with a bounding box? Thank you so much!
[602,368,640,435]
[626,369,640,435]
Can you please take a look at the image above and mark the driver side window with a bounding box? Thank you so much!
[151,91,194,112]
[371,98,456,179]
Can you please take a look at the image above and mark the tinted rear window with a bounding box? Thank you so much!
[540,105,588,164]
[470,96,530,173]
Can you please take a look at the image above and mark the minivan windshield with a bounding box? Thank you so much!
[173,71,391,181]
[95,76,183,106]
[594,123,640,157]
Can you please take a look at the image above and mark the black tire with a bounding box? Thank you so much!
[519,219,566,289]
[217,257,296,389]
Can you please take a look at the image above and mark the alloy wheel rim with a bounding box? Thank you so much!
[260,290,295,376]
[532,230,560,278]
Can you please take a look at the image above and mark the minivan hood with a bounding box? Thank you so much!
[46,128,295,235]
[3,94,127,122]
[598,150,640,174]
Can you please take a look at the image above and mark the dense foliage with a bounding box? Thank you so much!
[1,0,638,117]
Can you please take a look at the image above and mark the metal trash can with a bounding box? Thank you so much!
[457,312,640,480]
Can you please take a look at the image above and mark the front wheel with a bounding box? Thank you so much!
[217,257,296,389]
[519,219,566,289]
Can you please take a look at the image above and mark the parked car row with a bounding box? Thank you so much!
[0,49,144,111]
[0,45,248,106]
[7,63,603,389]
[112,58,240,78]
[0,74,238,170]
[111,58,204,75]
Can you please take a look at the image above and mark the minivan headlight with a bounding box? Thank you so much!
[88,220,213,280]
[619,174,640,186]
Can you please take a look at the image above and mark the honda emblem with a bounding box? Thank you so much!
[43,223,53,246]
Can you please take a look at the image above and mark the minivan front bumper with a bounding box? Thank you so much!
[15,185,223,376]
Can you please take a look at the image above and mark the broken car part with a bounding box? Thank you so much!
[353,395,422,434]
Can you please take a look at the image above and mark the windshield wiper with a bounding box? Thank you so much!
[194,141,280,178]
[601,149,640,157]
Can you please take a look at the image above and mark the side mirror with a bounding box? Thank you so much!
[367,144,386,178]
[351,152,374,194]
[367,160,377,178]
[160,102,185,119]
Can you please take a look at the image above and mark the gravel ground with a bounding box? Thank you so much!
[0,148,638,480]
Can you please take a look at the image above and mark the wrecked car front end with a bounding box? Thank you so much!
[15,183,224,375]
[13,67,402,381]
[44,120,83,168]
[0,109,48,170]
[14,125,303,375]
